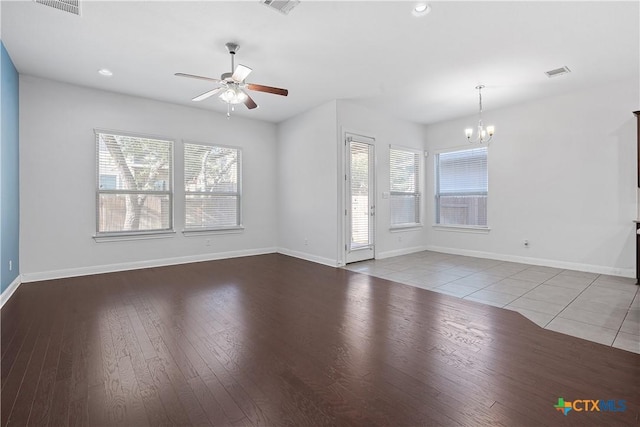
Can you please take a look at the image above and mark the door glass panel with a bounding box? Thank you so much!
[350,141,370,250]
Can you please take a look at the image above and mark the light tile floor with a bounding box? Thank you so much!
[343,251,640,354]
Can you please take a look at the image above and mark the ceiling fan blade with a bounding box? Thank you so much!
[246,83,288,96]
[243,91,258,110]
[192,87,222,102]
[175,72,221,84]
[232,64,252,82]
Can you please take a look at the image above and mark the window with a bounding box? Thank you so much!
[98,174,117,190]
[184,142,241,231]
[435,147,488,227]
[390,147,421,227]
[96,131,173,235]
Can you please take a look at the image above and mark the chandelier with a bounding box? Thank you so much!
[465,85,495,144]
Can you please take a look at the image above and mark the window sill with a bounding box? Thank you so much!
[182,227,245,236]
[432,225,490,234]
[94,230,176,243]
[390,224,423,232]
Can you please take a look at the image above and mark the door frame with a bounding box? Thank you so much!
[341,130,376,265]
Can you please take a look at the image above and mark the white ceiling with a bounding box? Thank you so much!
[2,0,638,124]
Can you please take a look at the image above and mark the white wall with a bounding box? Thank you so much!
[20,76,278,280]
[276,101,339,266]
[424,78,638,276]
[337,100,427,261]
[18,75,637,280]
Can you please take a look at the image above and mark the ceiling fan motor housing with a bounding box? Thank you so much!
[225,42,239,55]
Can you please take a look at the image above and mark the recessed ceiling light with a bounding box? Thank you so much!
[412,3,431,17]
[98,68,113,77]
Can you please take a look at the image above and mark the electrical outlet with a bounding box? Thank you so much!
[523,239,529,247]
[9,260,12,271]
[304,239,308,246]
[205,239,211,247]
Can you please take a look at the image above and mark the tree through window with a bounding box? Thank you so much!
[184,142,241,230]
[96,131,173,234]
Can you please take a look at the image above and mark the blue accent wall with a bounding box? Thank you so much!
[1,41,20,293]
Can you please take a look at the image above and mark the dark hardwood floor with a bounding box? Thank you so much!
[1,254,638,426]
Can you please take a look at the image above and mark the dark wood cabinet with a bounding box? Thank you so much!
[636,111,640,187]
[636,221,639,282]
[635,111,639,282]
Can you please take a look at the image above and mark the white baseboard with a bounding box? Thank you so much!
[17,243,632,290]
[21,247,278,283]
[276,247,338,267]
[1,275,22,308]
[376,245,428,260]
[425,245,635,278]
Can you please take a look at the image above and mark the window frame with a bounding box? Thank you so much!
[389,145,423,230]
[182,140,243,234]
[434,145,489,231]
[94,129,175,240]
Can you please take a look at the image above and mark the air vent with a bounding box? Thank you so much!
[34,0,80,16]
[260,0,300,15]
[545,66,571,78]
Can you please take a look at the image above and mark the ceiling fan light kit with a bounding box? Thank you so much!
[465,85,495,144]
[220,87,247,104]
[175,42,288,118]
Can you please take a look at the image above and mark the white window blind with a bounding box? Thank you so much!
[435,147,488,227]
[184,143,241,230]
[390,147,421,227]
[350,141,372,248]
[96,132,173,235]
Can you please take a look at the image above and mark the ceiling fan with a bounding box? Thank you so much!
[175,42,288,117]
